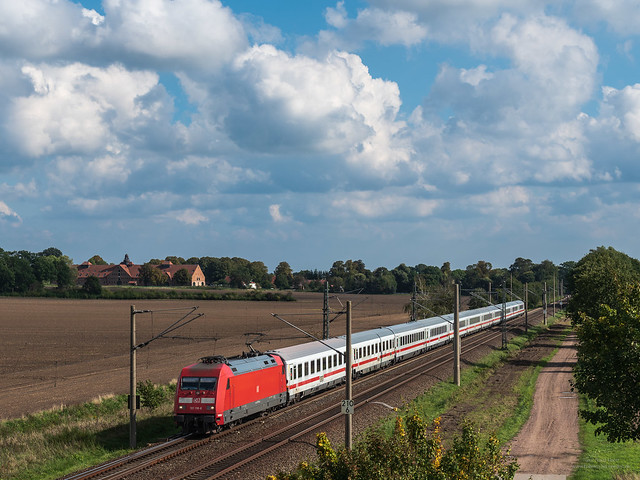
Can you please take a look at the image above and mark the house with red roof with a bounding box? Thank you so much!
[75,254,206,287]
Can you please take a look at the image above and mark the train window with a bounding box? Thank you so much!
[226,379,230,390]
[334,354,338,366]
[311,361,315,374]
[305,362,309,376]
[359,347,363,358]
[201,377,216,391]
[298,364,303,378]
[328,356,332,369]
[317,359,321,371]
[323,357,327,370]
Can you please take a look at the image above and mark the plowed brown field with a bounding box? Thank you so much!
[0,292,409,420]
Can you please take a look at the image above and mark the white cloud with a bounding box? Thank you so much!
[471,186,531,217]
[600,84,640,142]
[223,45,410,176]
[0,180,38,198]
[9,63,160,157]
[331,191,438,218]
[171,209,208,225]
[82,8,105,26]
[568,0,640,36]
[320,2,427,50]
[269,204,291,223]
[0,200,21,222]
[102,0,247,72]
[485,14,598,109]
[0,0,99,59]
[367,0,545,43]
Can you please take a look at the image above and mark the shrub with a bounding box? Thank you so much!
[268,414,518,479]
[137,380,170,411]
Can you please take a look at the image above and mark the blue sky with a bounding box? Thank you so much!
[1,0,640,271]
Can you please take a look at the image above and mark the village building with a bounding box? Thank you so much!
[75,254,206,287]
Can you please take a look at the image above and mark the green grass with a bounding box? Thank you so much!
[375,315,566,445]
[571,397,640,480]
[0,393,180,480]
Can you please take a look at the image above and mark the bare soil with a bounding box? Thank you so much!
[1,295,579,478]
[0,293,409,420]
[510,327,579,477]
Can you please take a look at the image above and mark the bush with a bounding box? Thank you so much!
[137,380,171,411]
[268,414,518,479]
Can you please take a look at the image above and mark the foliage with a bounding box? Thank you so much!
[569,246,640,442]
[569,246,640,321]
[406,283,455,319]
[0,247,72,293]
[88,255,108,265]
[268,415,518,480]
[136,380,174,411]
[138,263,167,286]
[82,276,102,296]
[173,268,191,286]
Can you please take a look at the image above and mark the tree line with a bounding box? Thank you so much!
[1,248,573,306]
[0,247,75,294]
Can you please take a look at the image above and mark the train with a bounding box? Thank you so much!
[173,300,525,433]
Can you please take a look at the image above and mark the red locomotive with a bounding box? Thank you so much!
[174,353,287,433]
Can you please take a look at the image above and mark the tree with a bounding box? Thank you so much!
[32,255,57,284]
[88,255,108,265]
[569,246,640,442]
[138,263,166,286]
[40,247,63,257]
[510,257,534,283]
[533,259,557,283]
[83,276,102,295]
[173,268,191,286]
[274,262,293,289]
[9,255,36,292]
[165,256,185,265]
[569,246,640,321]
[0,256,15,293]
[249,261,271,288]
[55,256,76,289]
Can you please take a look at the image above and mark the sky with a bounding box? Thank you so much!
[1,0,640,272]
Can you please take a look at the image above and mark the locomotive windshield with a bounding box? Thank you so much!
[181,377,217,391]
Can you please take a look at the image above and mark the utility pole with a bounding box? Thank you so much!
[129,305,202,449]
[488,281,492,304]
[501,286,507,349]
[553,275,556,317]
[524,282,528,333]
[410,282,416,322]
[345,301,353,450]
[543,282,548,326]
[453,283,460,386]
[510,273,513,301]
[129,305,137,449]
[323,280,329,340]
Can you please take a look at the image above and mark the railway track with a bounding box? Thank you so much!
[63,306,550,480]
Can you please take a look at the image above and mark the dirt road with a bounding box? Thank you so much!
[510,330,580,479]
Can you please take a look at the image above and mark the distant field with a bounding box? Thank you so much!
[0,292,409,420]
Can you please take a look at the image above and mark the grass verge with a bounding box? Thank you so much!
[0,392,180,480]
[571,396,640,479]
[374,314,567,445]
